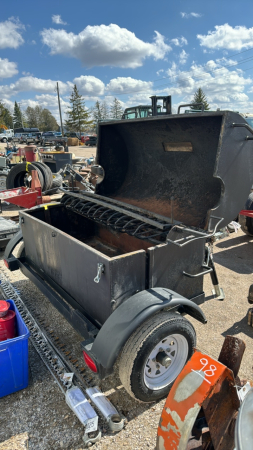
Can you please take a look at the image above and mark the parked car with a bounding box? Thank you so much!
[66,132,81,140]
[19,134,30,144]
[83,135,97,146]
[31,132,43,144]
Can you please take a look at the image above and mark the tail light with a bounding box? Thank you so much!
[4,259,9,269]
[82,351,97,373]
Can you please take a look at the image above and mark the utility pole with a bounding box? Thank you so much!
[56,82,64,136]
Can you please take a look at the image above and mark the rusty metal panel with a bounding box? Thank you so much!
[163,141,193,152]
[218,335,246,378]
[20,209,146,326]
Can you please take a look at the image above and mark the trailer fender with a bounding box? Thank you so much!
[88,288,206,376]
[4,230,23,271]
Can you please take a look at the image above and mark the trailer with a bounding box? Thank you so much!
[4,110,253,403]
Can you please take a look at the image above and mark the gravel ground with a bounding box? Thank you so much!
[0,147,252,449]
[0,227,252,450]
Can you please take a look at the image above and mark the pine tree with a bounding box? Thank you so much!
[92,100,110,123]
[92,101,103,122]
[110,98,124,119]
[190,88,210,110]
[101,101,109,120]
[65,85,92,134]
[13,101,23,127]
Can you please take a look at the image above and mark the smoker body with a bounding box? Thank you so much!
[5,110,253,402]
[18,203,205,327]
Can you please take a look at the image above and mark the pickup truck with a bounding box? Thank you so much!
[0,129,14,143]
[40,131,68,150]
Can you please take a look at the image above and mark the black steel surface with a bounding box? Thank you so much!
[19,259,98,338]
[148,227,205,300]
[20,206,146,325]
[97,111,253,230]
[61,193,172,244]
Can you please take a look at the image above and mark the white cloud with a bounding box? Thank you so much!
[106,77,153,94]
[73,75,105,96]
[0,58,18,78]
[180,12,202,19]
[171,36,188,47]
[41,24,171,68]
[178,50,188,65]
[198,24,253,50]
[52,15,67,25]
[165,59,252,111]
[0,76,71,99]
[0,17,25,49]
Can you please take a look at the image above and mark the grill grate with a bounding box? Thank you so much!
[61,194,173,244]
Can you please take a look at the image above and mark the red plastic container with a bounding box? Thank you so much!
[0,300,10,317]
[0,305,16,341]
[24,146,36,162]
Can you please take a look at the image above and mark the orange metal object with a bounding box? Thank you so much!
[156,349,239,450]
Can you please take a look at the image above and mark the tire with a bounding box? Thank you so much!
[16,242,26,275]
[119,312,196,403]
[17,242,25,258]
[32,162,53,191]
[1,138,7,143]
[6,163,44,190]
[239,192,253,236]
[0,173,7,191]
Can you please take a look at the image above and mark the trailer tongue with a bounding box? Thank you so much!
[4,110,253,402]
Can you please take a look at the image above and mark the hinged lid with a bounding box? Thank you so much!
[96,111,253,230]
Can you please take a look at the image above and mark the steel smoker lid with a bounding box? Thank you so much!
[96,111,253,231]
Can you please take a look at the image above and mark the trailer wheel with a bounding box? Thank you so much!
[16,242,26,275]
[239,192,253,236]
[119,312,196,403]
[17,242,25,258]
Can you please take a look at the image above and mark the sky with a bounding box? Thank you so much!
[1,0,253,124]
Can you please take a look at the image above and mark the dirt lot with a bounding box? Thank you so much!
[0,142,96,161]
[0,146,252,449]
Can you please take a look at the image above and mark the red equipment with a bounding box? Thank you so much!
[0,170,51,210]
[0,301,16,341]
[0,300,10,317]
[239,209,253,218]
[18,145,37,162]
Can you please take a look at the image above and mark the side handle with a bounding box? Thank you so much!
[177,103,205,114]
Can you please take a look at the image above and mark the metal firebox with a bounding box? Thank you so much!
[5,110,253,403]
